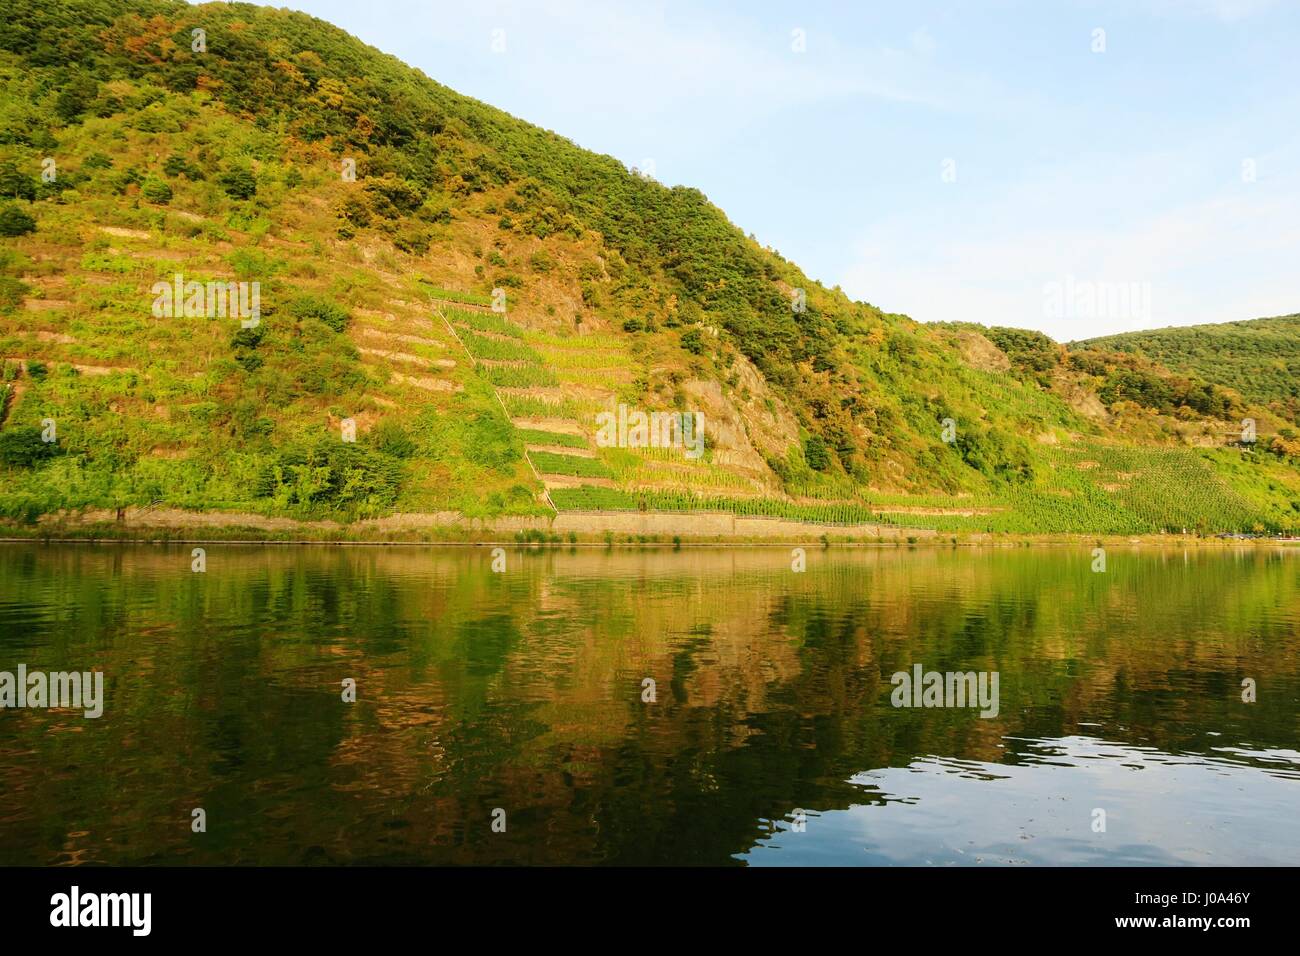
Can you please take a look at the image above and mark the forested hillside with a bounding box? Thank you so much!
[2,0,1299,535]
[1073,315,1300,423]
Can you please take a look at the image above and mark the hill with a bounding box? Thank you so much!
[1072,314,1300,423]
[2,0,1299,536]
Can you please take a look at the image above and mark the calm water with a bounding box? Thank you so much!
[1,543,1297,866]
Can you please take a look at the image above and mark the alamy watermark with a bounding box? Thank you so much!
[151,273,260,328]
[595,403,705,460]
[50,886,150,936]
[0,664,103,718]
[1043,275,1151,325]
[890,664,999,718]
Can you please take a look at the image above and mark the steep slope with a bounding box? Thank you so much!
[1,0,1299,535]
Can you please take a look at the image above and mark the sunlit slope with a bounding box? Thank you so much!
[1073,314,1300,422]
[1,0,1298,533]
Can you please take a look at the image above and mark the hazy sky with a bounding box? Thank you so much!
[274,0,1299,340]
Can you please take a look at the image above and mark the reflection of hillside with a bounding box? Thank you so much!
[0,544,1297,864]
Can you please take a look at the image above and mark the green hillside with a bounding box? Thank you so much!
[2,0,1299,535]
[1072,314,1300,422]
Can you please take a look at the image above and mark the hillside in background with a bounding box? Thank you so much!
[1073,315,1300,424]
[2,0,1299,536]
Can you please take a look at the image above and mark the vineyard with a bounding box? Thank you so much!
[439,295,1286,535]
[482,364,559,388]
[418,282,493,308]
[543,440,1285,534]
[530,451,614,479]
[442,306,525,339]
[459,331,543,364]
[516,428,588,449]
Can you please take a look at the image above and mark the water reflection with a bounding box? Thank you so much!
[0,543,1297,865]
[746,736,1300,865]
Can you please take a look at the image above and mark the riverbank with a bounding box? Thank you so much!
[2,505,1296,547]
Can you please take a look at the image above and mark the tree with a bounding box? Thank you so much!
[140,176,172,204]
[805,435,830,471]
[0,203,35,237]
[0,426,59,467]
[218,167,257,200]
[0,162,36,201]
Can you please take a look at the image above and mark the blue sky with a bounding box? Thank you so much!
[276,0,1299,340]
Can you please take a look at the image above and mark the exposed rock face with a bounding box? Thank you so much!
[681,356,798,492]
[954,329,1013,373]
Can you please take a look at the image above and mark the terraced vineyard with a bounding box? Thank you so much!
[434,296,1291,535]
[545,440,1277,535]
[3,0,1297,538]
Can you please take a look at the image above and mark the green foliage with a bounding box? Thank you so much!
[363,174,425,218]
[288,294,350,333]
[804,435,830,471]
[530,451,612,479]
[0,203,35,236]
[483,364,558,388]
[371,420,417,459]
[53,74,98,123]
[1075,315,1300,422]
[140,174,172,204]
[446,306,522,339]
[0,425,58,468]
[984,326,1059,378]
[162,153,202,179]
[955,426,1035,484]
[0,162,36,200]
[420,283,491,307]
[680,327,705,355]
[460,331,541,363]
[254,438,403,516]
[217,166,257,200]
[0,275,29,313]
[517,428,587,449]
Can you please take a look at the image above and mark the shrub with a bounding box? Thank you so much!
[0,275,29,313]
[0,426,59,468]
[162,154,203,179]
[804,435,830,471]
[289,294,350,332]
[372,420,417,459]
[363,175,425,217]
[0,163,36,201]
[680,327,704,354]
[218,167,257,200]
[0,203,36,237]
[392,227,431,256]
[140,176,172,204]
[54,75,98,123]
[254,439,403,513]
